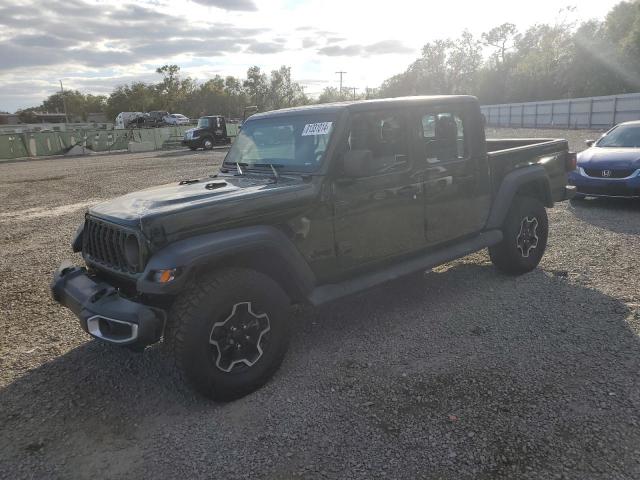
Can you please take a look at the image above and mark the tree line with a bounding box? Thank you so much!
[18,64,309,122]
[377,1,640,103]
[15,0,640,122]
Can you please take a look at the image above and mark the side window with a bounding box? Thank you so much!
[347,111,409,175]
[421,112,466,162]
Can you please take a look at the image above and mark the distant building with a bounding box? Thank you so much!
[87,112,108,123]
[0,113,20,125]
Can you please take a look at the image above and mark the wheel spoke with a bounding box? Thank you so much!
[209,302,271,373]
[516,216,539,258]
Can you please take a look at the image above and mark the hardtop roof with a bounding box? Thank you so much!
[249,95,479,120]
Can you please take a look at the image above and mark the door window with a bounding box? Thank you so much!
[420,113,467,162]
[347,111,409,175]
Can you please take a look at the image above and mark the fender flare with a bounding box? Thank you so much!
[136,226,316,300]
[485,165,552,230]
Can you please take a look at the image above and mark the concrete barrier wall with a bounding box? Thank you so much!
[0,126,195,160]
[481,92,640,130]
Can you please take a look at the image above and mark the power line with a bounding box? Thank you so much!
[59,80,69,123]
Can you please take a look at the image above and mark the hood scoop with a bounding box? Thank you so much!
[205,181,228,190]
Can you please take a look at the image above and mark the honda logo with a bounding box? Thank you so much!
[602,170,611,177]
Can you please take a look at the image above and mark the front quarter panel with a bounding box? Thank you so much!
[136,225,318,300]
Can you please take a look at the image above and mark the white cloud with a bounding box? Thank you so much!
[0,0,623,112]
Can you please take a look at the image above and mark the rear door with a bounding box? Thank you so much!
[332,108,426,271]
[414,106,485,245]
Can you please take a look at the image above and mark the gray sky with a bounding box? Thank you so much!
[0,0,623,112]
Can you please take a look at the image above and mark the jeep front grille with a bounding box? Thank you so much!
[83,217,141,274]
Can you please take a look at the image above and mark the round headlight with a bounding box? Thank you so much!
[124,234,140,270]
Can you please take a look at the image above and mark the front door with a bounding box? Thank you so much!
[332,109,425,271]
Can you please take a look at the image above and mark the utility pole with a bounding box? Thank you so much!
[352,87,357,100]
[59,80,69,123]
[335,71,346,95]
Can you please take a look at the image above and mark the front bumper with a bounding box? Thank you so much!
[569,168,640,198]
[51,262,166,347]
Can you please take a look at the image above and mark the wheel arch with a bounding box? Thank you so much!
[137,226,316,303]
[198,250,308,303]
[485,165,552,230]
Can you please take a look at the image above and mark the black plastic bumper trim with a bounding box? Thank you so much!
[51,262,166,347]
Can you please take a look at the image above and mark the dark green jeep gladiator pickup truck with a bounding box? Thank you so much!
[52,96,576,400]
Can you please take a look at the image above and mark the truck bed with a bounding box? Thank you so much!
[486,138,570,204]
[486,138,562,153]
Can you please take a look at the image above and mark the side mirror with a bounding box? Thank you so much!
[342,149,372,177]
[585,140,595,147]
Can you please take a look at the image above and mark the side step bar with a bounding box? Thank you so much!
[309,230,503,306]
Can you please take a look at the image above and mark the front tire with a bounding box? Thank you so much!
[202,138,214,150]
[489,196,548,275]
[166,268,291,401]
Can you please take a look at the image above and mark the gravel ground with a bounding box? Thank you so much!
[1,129,639,480]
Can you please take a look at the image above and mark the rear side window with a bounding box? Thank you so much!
[420,112,467,162]
[347,110,409,175]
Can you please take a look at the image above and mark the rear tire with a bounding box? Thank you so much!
[489,196,548,275]
[165,268,291,401]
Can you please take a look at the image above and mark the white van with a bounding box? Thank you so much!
[115,112,143,129]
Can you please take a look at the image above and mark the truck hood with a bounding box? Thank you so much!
[578,147,640,169]
[89,173,318,243]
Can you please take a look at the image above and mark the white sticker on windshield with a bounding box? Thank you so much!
[302,122,332,136]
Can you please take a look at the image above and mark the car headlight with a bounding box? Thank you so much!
[124,234,141,270]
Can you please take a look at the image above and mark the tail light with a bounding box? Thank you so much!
[566,152,577,171]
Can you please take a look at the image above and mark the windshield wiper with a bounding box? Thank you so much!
[251,163,287,182]
[223,162,294,180]
[269,164,279,183]
[252,163,286,168]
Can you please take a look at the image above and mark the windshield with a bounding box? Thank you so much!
[223,114,336,172]
[597,124,640,148]
[197,118,211,128]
